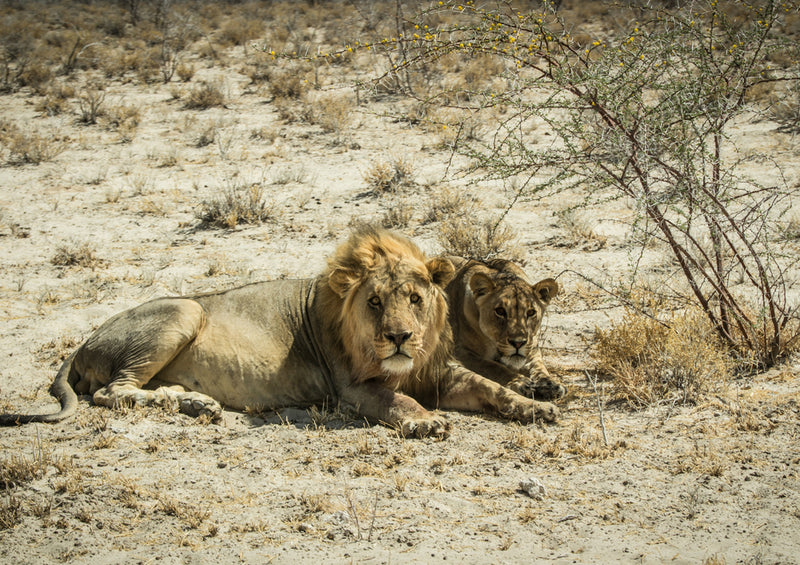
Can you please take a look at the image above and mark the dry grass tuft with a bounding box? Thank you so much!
[438,216,520,261]
[593,307,731,408]
[184,80,227,109]
[51,240,102,268]
[363,157,415,194]
[305,92,354,142]
[423,185,474,224]
[197,181,277,229]
[269,67,309,100]
[0,494,22,530]
[554,207,607,250]
[0,120,67,164]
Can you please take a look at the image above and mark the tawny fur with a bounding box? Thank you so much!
[1,227,559,436]
[445,257,566,401]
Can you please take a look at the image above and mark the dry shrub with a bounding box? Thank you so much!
[305,92,353,139]
[35,83,74,116]
[0,494,22,530]
[175,62,195,82]
[438,216,520,261]
[103,103,141,142]
[197,182,276,229]
[218,16,264,48]
[381,201,413,228]
[423,185,473,224]
[51,240,101,268]
[184,80,227,109]
[363,157,415,194]
[19,62,53,93]
[554,207,607,250]
[269,66,308,100]
[463,55,505,86]
[593,307,731,408]
[0,121,67,164]
[77,86,107,125]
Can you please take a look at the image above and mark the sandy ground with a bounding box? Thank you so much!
[1,20,800,564]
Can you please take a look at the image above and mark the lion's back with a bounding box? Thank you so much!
[159,278,335,410]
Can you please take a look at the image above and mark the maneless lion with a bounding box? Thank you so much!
[445,257,566,400]
[1,227,558,436]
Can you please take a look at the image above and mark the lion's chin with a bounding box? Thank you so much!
[500,354,527,370]
[381,355,415,377]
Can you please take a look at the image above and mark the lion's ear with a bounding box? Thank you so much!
[427,257,455,288]
[327,268,361,298]
[469,272,495,297]
[534,278,559,305]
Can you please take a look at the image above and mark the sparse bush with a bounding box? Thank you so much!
[197,181,276,229]
[184,80,227,109]
[382,200,413,228]
[0,121,67,165]
[363,156,415,194]
[77,86,106,125]
[593,307,731,408]
[269,67,308,100]
[51,240,101,268]
[219,16,264,51]
[35,84,74,116]
[176,62,195,82]
[439,216,519,261]
[19,62,53,93]
[554,208,607,251]
[103,102,141,142]
[305,92,353,142]
[423,186,473,224]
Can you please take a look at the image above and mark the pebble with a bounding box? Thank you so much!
[519,477,547,500]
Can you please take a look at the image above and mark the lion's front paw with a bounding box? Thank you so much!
[179,392,222,422]
[400,412,450,439]
[504,398,560,424]
[533,376,567,401]
[508,376,566,401]
[508,377,537,399]
[533,400,559,423]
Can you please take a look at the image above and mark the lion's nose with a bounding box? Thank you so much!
[385,331,412,346]
[509,338,527,350]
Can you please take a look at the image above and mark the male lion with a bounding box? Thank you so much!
[1,227,558,436]
[445,257,566,400]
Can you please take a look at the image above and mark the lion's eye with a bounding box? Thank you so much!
[526,309,536,318]
[495,306,507,318]
[410,293,421,304]
[368,296,382,308]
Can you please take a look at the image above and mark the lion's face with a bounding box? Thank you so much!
[326,229,454,384]
[469,271,558,369]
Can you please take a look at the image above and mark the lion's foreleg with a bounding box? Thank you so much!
[438,362,559,423]
[456,348,521,387]
[513,348,566,400]
[339,380,449,438]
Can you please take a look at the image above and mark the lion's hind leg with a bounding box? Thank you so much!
[93,382,222,421]
[77,298,220,419]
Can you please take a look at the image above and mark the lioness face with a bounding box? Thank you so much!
[470,274,558,369]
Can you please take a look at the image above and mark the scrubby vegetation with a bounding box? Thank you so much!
[1,0,798,405]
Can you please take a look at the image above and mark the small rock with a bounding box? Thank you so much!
[519,477,547,500]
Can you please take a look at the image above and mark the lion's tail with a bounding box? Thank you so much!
[0,350,79,426]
